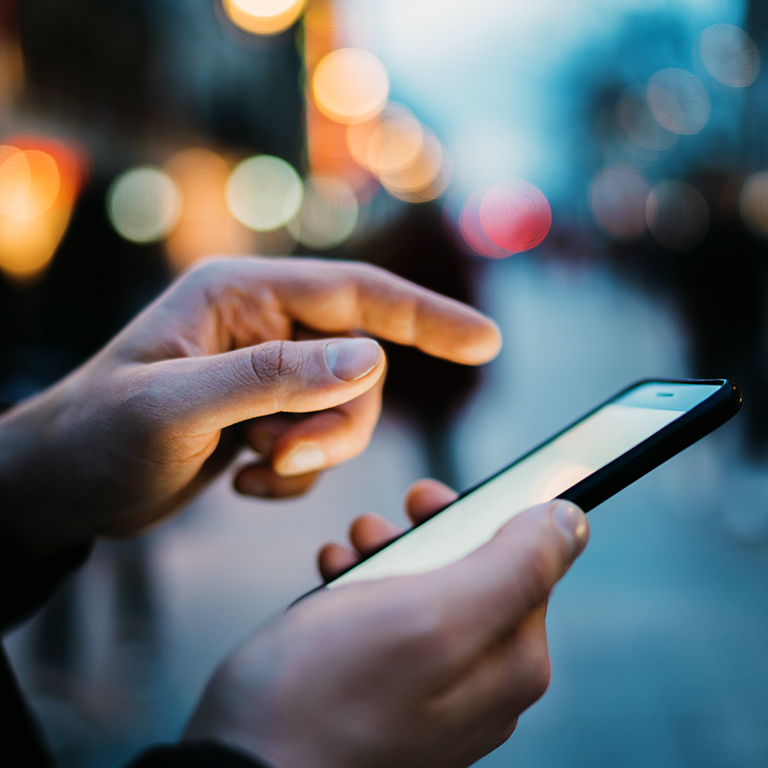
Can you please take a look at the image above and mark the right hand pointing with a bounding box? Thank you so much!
[0,258,500,552]
[186,492,590,768]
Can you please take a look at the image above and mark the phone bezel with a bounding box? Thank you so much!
[321,378,742,589]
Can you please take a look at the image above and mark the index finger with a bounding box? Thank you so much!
[185,257,502,365]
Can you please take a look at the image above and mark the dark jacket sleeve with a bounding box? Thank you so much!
[127,742,276,768]
[0,523,93,635]
[0,525,91,768]
[0,524,274,768]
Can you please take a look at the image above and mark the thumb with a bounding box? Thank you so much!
[151,337,384,432]
[427,500,589,656]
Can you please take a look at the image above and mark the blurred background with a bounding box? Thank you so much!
[3,0,768,765]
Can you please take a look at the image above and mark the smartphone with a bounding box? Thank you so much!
[325,379,742,589]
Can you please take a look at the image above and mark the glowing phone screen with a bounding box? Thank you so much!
[329,383,719,588]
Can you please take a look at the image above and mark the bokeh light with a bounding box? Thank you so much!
[307,103,375,194]
[379,130,450,203]
[107,166,182,244]
[163,148,255,272]
[479,179,552,254]
[646,180,709,251]
[0,146,59,221]
[590,165,651,239]
[287,175,358,250]
[365,106,424,176]
[700,24,760,88]
[312,48,389,124]
[740,172,768,238]
[617,86,678,151]
[0,137,85,281]
[647,69,711,136]
[459,188,509,258]
[223,0,307,37]
[226,155,303,231]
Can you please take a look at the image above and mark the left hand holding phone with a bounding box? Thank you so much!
[186,483,589,768]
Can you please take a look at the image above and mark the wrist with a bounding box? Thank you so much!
[0,387,93,554]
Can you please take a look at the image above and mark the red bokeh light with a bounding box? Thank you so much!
[478,179,551,253]
[458,188,509,258]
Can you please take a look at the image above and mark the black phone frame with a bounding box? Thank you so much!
[319,378,742,591]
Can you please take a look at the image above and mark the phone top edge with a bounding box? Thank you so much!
[318,378,741,591]
[560,379,741,512]
[447,378,737,509]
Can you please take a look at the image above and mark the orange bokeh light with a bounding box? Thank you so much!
[223,0,307,36]
[163,147,255,273]
[366,107,424,176]
[312,48,389,124]
[479,180,551,254]
[380,131,447,202]
[0,137,85,282]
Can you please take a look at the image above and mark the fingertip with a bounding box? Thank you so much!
[325,338,384,382]
[274,443,328,477]
[234,464,319,498]
[462,316,503,365]
[550,500,589,559]
[405,478,458,524]
[349,514,404,554]
[318,543,360,582]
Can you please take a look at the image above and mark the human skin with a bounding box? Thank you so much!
[0,256,587,767]
[186,481,590,768]
[0,257,500,553]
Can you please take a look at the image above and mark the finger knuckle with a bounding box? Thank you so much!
[251,340,297,385]
[525,647,552,701]
[519,549,557,609]
[181,256,230,284]
[513,634,551,703]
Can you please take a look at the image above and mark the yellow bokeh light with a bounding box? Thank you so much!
[223,0,307,36]
[288,175,358,250]
[312,48,389,124]
[0,146,30,213]
[367,108,424,177]
[163,147,256,273]
[226,155,303,231]
[0,146,60,221]
[107,166,182,244]
[647,69,711,136]
[379,131,450,203]
[740,172,768,238]
[700,24,760,88]
[0,139,84,282]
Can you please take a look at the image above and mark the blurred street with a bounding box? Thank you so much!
[3,1,768,766]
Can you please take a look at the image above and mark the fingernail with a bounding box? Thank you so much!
[325,338,382,381]
[281,444,327,476]
[551,501,589,558]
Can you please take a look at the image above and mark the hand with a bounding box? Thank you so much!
[0,258,500,551]
[185,488,589,768]
[318,477,460,581]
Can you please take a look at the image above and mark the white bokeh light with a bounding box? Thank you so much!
[226,155,303,232]
[288,176,359,250]
[107,166,182,244]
